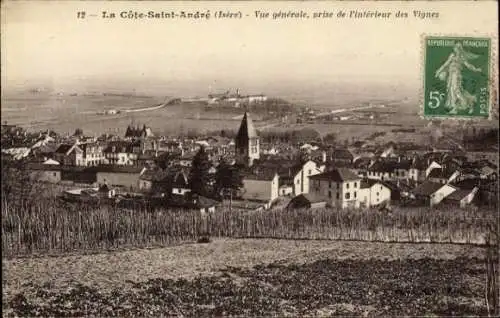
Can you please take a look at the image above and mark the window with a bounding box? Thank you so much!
[345,192,350,199]
[346,183,350,189]
[380,186,383,190]
[376,192,379,196]
[328,191,332,198]
[354,182,357,188]
[53,172,57,177]
[336,193,339,199]
[354,191,357,198]
[329,181,331,188]
[297,179,300,184]
[308,169,312,175]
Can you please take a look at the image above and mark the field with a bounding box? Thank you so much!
[2,239,492,316]
[1,94,264,136]
[2,196,495,258]
[2,92,436,140]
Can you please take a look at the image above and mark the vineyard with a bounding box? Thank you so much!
[1,197,495,258]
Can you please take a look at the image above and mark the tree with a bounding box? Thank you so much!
[189,146,212,197]
[214,160,243,211]
[1,157,44,208]
[323,132,337,145]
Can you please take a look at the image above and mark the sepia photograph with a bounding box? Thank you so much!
[1,0,499,316]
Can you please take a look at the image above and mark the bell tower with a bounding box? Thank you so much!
[235,112,259,167]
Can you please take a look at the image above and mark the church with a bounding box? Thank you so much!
[234,112,279,205]
[234,112,260,167]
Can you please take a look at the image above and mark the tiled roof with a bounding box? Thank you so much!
[446,189,474,201]
[332,148,353,160]
[360,178,379,189]
[55,144,74,154]
[427,168,456,179]
[412,181,446,197]
[88,165,145,174]
[103,141,139,153]
[243,168,277,181]
[309,168,360,182]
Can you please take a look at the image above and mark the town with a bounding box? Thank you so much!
[2,104,498,214]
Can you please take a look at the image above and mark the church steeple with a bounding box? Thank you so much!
[235,112,259,167]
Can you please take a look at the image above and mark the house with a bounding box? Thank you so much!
[278,183,294,196]
[287,193,327,210]
[411,180,457,207]
[425,160,442,178]
[409,158,427,182]
[171,170,191,195]
[78,142,105,166]
[309,168,362,209]
[138,168,169,192]
[103,141,139,165]
[479,166,498,180]
[27,163,62,183]
[192,195,219,213]
[1,146,32,160]
[393,159,412,181]
[359,179,391,208]
[379,180,413,202]
[443,187,479,208]
[427,168,460,184]
[242,170,279,204]
[366,160,394,181]
[53,143,84,166]
[94,165,146,190]
[292,160,324,196]
[43,158,60,165]
[331,148,354,165]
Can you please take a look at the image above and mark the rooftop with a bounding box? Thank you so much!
[309,168,360,182]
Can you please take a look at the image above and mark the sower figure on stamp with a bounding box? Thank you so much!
[435,42,482,114]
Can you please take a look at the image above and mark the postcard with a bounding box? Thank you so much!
[2,1,499,317]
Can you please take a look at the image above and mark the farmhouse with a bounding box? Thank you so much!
[358,179,391,208]
[309,168,362,209]
[27,163,61,183]
[443,187,479,208]
[242,170,279,204]
[53,143,84,166]
[411,180,457,207]
[94,165,146,190]
[427,168,460,184]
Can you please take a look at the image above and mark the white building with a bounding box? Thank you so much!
[293,160,325,196]
[359,179,391,208]
[242,171,279,204]
[309,168,362,209]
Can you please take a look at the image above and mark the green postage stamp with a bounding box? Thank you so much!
[423,36,492,119]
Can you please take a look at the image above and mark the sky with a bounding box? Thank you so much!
[1,1,498,102]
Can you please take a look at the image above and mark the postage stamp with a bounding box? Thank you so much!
[423,36,491,119]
